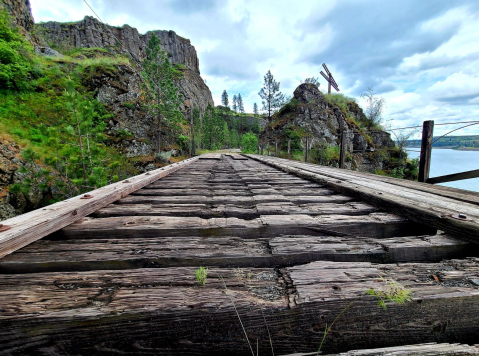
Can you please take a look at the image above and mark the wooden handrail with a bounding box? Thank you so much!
[0,156,199,258]
[427,169,479,185]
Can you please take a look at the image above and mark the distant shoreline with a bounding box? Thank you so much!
[407,146,479,151]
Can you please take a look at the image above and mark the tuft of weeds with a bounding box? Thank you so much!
[195,267,209,286]
[317,277,412,353]
[366,276,412,310]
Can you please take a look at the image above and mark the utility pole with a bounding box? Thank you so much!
[320,63,340,94]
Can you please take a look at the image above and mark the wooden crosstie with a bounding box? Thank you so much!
[0,153,479,355]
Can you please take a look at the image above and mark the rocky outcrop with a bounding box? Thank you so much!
[0,138,76,220]
[0,0,34,34]
[260,83,395,172]
[36,16,213,114]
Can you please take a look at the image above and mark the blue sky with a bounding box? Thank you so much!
[30,0,479,138]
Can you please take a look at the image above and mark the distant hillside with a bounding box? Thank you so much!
[407,135,479,150]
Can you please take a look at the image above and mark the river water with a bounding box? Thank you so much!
[407,149,479,193]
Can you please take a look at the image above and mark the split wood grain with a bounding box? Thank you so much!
[1,260,479,354]
[57,213,435,240]
[0,234,470,273]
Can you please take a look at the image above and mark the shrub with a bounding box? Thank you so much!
[155,151,171,163]
[116,129,133,139]
[176,134,189,153]
[241,132,258,153]
[0,9,35,91]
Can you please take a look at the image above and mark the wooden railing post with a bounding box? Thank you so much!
[275,140,278,157]
[339,131,347,169]
[288,139,291,160]
[418,120,434,183]
[305,137,309,163]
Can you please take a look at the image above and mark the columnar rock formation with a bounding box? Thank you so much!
[0,0,34,34]
[36,16,213,114]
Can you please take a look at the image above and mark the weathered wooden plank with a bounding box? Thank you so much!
[322,343,479,356]
[93,202,377,219]
[0,234,470,274]
[1,260,479,354]
[56,213,435,240]
[0,157,200,258]
[247,155,479,243]
[254,156,479,206]
[116,194,355,205]
[93,204,258,219]
[131,189,252,196]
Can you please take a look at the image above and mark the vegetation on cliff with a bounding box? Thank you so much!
[259,83,419,180]
[0,9,154,217]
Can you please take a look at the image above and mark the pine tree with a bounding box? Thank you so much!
[253,103,259,117]
[258,70,285,122]
[232,95,238,113]
[221,90,229,108]
[237,93,245,113]
[142,33,183,154]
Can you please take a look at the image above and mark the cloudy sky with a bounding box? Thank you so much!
[30,0,479,137]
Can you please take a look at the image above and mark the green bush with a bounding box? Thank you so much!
[176,134,189,153]
[0,9,35,91]
[241,132,258,153]
[116,129,133,139]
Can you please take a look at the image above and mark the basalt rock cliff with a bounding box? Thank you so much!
[36,16,213,114]
[0,0,33,34]
[8,1,214,157]
[261,83,395,172]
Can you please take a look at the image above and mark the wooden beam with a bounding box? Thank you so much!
[2,261,479,354]
[0,157,200,258]
[418,120,434,182]
[427,168,479,184]
[246,155,479,243]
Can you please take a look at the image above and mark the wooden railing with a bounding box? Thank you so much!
[418,120,479,184]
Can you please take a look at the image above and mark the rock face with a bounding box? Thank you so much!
[36,16,213,114]
[0,138,76,220]
[0,0,34,34]
[261,83,395,172]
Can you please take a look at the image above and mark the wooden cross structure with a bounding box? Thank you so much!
[320,63,340,94]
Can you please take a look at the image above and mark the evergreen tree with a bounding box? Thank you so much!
[229,129,240,148]
[142,33,183,154]
[232,94,238,113]
[202,104,224,150]
[253,103,259,117]
[258,70,285,122]
[252,118,261,134]
[221,90,229,108]
[222,121,229,148]
[237,93,245,113]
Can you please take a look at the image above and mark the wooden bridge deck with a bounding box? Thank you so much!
[0,154,479,355]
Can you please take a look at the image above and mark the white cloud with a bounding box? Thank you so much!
[29,0,479,131]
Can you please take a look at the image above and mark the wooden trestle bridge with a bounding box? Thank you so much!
[0,153,479,355]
